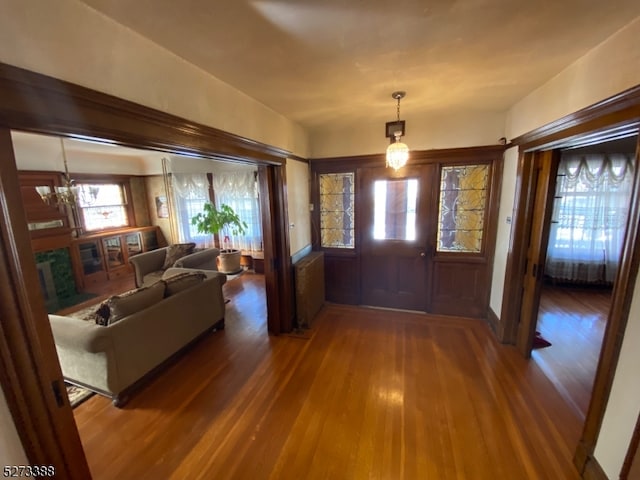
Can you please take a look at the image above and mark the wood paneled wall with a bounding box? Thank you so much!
[310,146,504,318]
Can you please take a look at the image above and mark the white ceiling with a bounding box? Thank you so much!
[78,0,640,131]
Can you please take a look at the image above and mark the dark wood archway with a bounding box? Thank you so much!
[0,62,296,476]
[500,84,640,477]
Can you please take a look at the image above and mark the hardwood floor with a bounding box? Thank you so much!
[73,273,582,479]
[533,284,611,419]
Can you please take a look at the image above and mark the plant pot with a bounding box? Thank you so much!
[217,249,242,274]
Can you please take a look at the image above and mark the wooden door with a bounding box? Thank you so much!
[360,165,435,311]
[516,149,560,356]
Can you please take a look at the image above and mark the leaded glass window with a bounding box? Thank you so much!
[319,173,355,248]
[437,164,489,253]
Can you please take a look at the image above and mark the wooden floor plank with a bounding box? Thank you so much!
[72,274,582,479]
[534,284,610,419]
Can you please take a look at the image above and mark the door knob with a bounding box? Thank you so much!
[420,252,426,257]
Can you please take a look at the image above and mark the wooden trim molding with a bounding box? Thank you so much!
[0,62,289,164]
[575,133,640,473]
[486,306,500,334]
[511,84,640,150]
[620,411,640,479]
[286,154,309,164]
[311,144,506,170]
[582,455,608,480]
[0,128,91,477]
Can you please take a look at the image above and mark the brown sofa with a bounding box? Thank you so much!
[49,272,227,406]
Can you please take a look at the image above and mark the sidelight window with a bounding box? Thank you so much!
[319,172,355,248]
[437,164,489,253]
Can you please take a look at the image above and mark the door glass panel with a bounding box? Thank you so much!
[437,164,489,253]
[373,178,418,241]
[319,173,355,248]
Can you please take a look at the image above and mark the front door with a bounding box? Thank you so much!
[360,165,435,310]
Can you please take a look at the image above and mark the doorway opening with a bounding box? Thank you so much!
[523,133,638,419]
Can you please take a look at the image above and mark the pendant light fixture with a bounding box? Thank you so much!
[35,138,80,207]
[385,91,409,170]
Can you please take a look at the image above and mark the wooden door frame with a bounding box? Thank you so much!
[620,411,640,479]
[500,83,640,476]
[515,150,560,357]
[0,62,294,472]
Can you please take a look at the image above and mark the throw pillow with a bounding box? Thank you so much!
[94,303,112,326]
[161,243,196,270]
[104,281,166,325]
[163,271,206,297]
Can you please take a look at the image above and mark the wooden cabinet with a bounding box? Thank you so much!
[76,239,107,287]
[72,226,160,290]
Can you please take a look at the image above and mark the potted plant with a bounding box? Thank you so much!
[191,203,248,274]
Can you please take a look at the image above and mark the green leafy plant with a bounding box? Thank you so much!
[191,203,248,251]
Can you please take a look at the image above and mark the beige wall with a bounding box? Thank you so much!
[285,159,311,256]
[506,16,640,139]
[594,273,640,477]
[145,175,172,246]
[489,147,518,317]
[0,388,27,467]
[492,15,640,479]
[310,110,506,158]
[11,131,161,175]
[0,0,308,158]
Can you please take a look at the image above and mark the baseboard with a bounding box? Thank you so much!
[583,455,608,480]
[486,306,500,334]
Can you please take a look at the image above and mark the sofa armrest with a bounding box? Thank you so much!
[174,248,220,270]
[129,248,167,287]
[49,315,113,353]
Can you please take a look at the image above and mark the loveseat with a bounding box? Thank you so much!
[49,271,227,406]
[129,244,221,288]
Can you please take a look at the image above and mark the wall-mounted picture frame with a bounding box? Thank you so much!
[155,195,169,218]
[385,120,405,139]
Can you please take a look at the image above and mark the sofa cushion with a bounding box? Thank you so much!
[163,271,206,297]
[142,270,165,287]
[102,281,166,325]
[162,243,196,270]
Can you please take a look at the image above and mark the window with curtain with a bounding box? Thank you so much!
[545,153,634,284]
[212,170,262,252]
[171,172,214,248]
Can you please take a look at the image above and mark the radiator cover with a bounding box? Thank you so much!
[294,251,325,328]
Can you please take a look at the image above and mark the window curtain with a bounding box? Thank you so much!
[170,171,214,249]
[545,153,634,284]
[212,170,262,252]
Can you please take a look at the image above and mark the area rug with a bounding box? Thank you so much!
[66,383,94,408]
[533,331,552,349]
